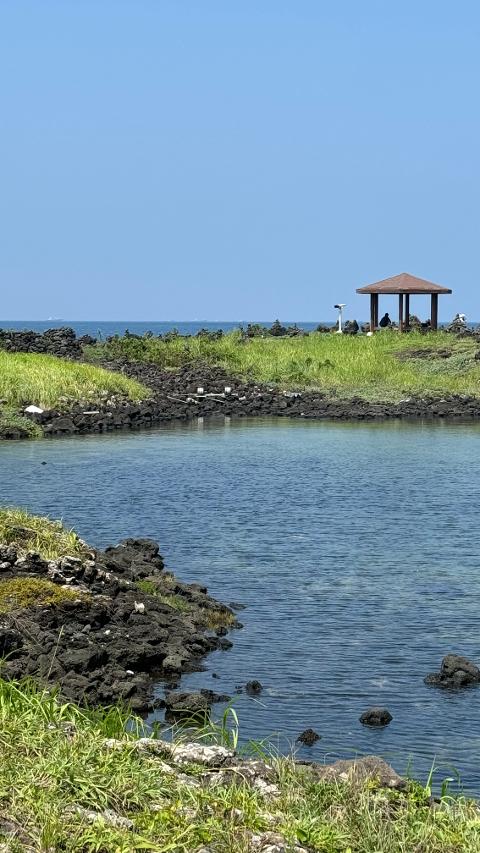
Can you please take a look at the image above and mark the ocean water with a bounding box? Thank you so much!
[0,320,330,337]
[1,417,480,793]
[1,319,477,338]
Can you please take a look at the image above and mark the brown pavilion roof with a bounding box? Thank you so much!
[356,272,452,295]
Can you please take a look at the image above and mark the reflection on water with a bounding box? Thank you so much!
[1,417,480,792]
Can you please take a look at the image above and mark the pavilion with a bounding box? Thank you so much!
[356,272,452,332]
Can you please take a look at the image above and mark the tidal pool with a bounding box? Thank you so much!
[1,417,480,793]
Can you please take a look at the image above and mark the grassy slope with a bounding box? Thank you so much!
[86,331,480,402]
[0,681,477,852]
[0,351,150,409]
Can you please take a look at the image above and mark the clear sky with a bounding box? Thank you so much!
[1,0,479,322]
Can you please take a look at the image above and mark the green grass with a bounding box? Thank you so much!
[0,578,89,612]
[135,579,236,628]
[136,580,191,613]
[86,330,480,401]
[0,679,478,851]
[0,351,150,409]
[0,508,88,560]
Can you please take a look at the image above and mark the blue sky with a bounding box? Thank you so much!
[1,1,478,321]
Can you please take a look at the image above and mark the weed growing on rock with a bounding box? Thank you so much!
[136,579,191,612]
[0,578,89,613]
[0,508,88,559]
[0,409,43,439]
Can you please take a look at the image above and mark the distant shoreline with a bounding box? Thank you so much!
[3,324,480,439]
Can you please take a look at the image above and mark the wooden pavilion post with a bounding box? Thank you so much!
[404,294,410,330]
[398,293,404,331]
[431,293,438,330]
[370,294,379,332]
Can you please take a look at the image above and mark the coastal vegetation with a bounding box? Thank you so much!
[136,577,237,629]
[86,330,480,401]
[0,576,90,613]
[0,351,150,409]
[0,507,87,559]
[0,409,43,439]
[0,679,477,851]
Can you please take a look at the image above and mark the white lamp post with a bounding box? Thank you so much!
[334,303,346,334]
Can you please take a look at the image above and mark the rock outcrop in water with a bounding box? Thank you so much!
[0,538,238,712]
[359,707,393,727]
[163,688,231,719]
[297,728,321,745]
[425,654,480,688]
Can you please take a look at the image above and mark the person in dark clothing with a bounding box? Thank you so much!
[379,312,391,328]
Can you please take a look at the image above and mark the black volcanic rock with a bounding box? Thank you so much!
[425,654,480,688]
[0,538,237,713]
[359,707,393,727]
[297,728,321,746]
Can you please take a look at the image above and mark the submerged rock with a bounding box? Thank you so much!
[425,654,480,688]
[359,707,393,727]
[164,689,230,718]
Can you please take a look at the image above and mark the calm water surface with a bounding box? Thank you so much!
[1,418,480,793]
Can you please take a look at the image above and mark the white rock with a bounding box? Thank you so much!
[24,405,44,413]
[134,601,145,614]
[71,805,133,830]
[253,777,280,797]
[136,738,234,768]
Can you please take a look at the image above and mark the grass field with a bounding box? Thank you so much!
[0,351,150,409]
[87,330,480,401]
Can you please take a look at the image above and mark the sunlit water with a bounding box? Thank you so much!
[1,418,480,793]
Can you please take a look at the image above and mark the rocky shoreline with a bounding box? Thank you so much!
[0,537,239,712]
[13,361,480,439]
[3,326,480,439]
